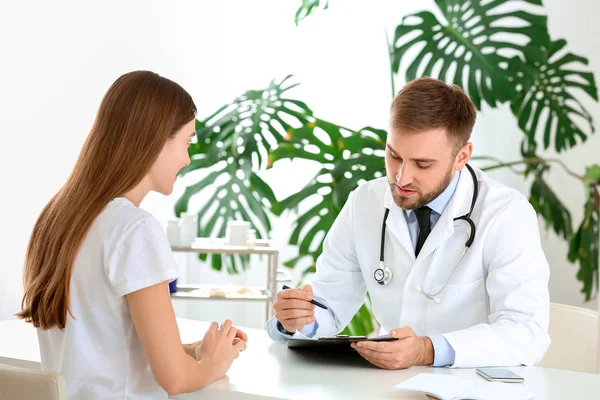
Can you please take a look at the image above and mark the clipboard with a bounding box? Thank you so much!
[287,334,397,350]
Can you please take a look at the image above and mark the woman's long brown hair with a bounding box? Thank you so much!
[17,71,196,330]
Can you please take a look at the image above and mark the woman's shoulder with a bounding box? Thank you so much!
[92,198,164,247]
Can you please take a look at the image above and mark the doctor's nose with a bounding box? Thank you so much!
[395,167,414,187]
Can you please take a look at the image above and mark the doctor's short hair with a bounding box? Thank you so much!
[389,77,476,154]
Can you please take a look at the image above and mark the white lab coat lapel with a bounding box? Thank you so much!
[383,189,415,260]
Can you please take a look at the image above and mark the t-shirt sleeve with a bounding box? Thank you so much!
[105,215,179,297]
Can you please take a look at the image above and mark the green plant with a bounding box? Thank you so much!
[175,0,599,335]
[174,76,311,273]
[176,75,387,333]
[294,0,328,26]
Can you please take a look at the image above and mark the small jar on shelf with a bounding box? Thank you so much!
[179,212,197,247]
[247,229,256,248]
[166,220,180,246]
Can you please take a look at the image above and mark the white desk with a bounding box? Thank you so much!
[1,318,599,399]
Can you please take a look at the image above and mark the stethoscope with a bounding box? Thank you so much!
[373,164,479,303]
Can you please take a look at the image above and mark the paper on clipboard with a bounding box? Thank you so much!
[287,334,397,349]
[290,330,318,340]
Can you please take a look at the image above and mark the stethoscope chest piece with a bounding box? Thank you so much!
[374,262,392,286]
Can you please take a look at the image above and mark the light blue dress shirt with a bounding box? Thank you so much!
[271,171,461,367]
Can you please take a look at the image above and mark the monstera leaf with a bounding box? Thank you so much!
[175,164,276,273]
[271,119,387,335]
[520,150,573,241]
[509,39,598,153]
[175,76,313,272]
[295,0,328,25]
[390,0,549,109]
[568,166,600,301]
[528,174,573,241]
[271,121,386,255]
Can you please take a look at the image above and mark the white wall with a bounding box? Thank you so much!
[1,0,598,326]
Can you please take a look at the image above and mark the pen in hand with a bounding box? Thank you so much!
[282,285,328,310]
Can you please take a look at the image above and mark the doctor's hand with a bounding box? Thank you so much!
[350,327,434,370]
[273,284,316,333]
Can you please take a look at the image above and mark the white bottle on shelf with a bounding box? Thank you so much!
[247,229,256,248]
[179,212,197,247]
[226,220,250,246]
[166,220,181,247]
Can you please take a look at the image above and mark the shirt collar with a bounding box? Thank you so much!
[405,170,461,217]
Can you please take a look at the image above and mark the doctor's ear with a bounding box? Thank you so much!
[454,142,473,170]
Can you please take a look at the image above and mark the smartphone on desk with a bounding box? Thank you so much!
[476,368,524,383]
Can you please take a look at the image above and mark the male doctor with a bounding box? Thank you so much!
[266,77,551,369]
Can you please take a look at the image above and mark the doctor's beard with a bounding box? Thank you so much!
[388,166,455,210]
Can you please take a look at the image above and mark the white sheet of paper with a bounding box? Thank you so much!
[291,330,317,340]
[393,373,534,400]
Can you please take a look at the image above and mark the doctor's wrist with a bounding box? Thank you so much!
[417,336,435,366]
[277,320,296,335]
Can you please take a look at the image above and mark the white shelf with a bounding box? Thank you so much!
[171,245,278,255]
[170,237,280,322]
[171,284,271,301]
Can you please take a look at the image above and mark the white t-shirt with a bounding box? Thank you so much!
[37,197,179,400]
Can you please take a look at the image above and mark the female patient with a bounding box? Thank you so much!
[17,70,246,399]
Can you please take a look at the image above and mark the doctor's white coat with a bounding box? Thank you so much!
[292,167,550,368]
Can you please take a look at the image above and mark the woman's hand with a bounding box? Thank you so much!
[192,325,248,361]
[196,320,247,380]
[183,340,202,359]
